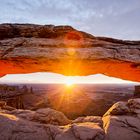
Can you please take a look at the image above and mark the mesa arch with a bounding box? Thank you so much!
[0,23,140,82]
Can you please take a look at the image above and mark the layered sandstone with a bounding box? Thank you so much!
[0,23,140,82]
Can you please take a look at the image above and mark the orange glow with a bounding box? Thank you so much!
[47,85,93,118]
[62,31,84,76]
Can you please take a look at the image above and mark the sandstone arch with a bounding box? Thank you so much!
[0,23,140,82]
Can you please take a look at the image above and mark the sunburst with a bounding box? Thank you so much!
[64,77,75,87]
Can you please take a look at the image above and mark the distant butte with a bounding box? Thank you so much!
[0,23,140,82]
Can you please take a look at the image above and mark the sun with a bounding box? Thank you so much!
[64,77,75,87]
[65,80,74,87]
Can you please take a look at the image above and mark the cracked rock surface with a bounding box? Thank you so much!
[103,98,140,140]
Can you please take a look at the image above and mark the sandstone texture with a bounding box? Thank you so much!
[0,112,58,140]
[0,24,140,82]
[73,116,103,127]
[56,123,105,140]
[1,106,71,126]
[0,98,140,140]
[0,108,104,140]
[103,98,140,140]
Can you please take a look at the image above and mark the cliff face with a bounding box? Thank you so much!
[134,86,140,96]
[0,23,140,82]
[0,84,34,109]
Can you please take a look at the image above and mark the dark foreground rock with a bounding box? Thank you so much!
[103,98,140,140]
[0,111,61,140]
[0,111,104,140]
[103,115,140,140]
[0,98,140,140]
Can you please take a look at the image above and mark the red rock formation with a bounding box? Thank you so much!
[0,23,140,82]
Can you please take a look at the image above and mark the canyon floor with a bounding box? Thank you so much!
[0,84,135,119]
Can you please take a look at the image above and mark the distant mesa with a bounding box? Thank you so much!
[134,85,140,97]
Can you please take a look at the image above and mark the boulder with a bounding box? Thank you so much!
[73,116,103,127]
[0,111,62,140]
[34,108,71,125]
[8,108,71,125]
[102,98,140,140]
[71,122,105,140]
[103,101,130,116]
[127,98,140,118]
[56,122,105,140]
[103,115,140,140]
[0,110,105,140]
[128,98,140,109]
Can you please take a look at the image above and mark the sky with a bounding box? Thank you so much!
[0,0,140,84]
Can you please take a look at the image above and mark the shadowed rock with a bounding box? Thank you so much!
[73,116,103,127]
[56,122,105,140]
[0,112,62,140]
[0,23,140,82]
[103,98,140,140]
[103,115,140,140]
[103,101,130,116]
[0,110,104,140]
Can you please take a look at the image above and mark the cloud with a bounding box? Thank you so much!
[0,73,136,84]
[0,0,140,39]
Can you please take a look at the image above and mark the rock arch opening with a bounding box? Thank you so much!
[0,72,137,84]
[0,72,137,119]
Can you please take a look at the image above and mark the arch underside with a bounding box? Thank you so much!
[0,24,140,82]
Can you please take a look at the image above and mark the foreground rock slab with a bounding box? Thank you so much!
[103,115,140,140]
[0,98,140,140]
[56,122,105,140]
[103,98,140,140]
[4,108,71,125]
[73,116,103,127]
[0,111,104,140]
[0,112,61,140]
